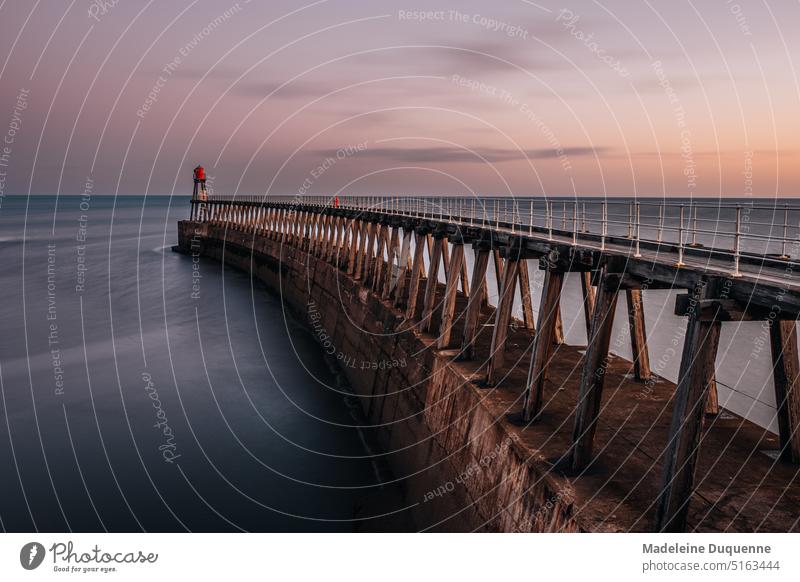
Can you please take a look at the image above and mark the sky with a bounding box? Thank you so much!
[0,0,799,198]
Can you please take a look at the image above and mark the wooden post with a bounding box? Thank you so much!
[421,237,444,332]
[580,271,596,339]
[363,221,378,283]
[517,260,535,331]
[382,226,400,298]
[655,302,721,532]
[493,249,504,296]
[392,229,413,304]
[354,221,369,280]
[372,224,388,290]
[522,268,564,420]
[437,243,466,349]
[460,247,491,360]
[460,256,470,296]
[554,309,565,344]
[626,288,652,381]
[347,220,360,274]
[568,269,620,470]
[486,257,520,385]
[405,232,427,319]
[770,320,800,463]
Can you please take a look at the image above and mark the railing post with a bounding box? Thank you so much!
[572,202,578,246]
[691,202,699,247]
[601,201,607,251]
[781,203,790,259]
[732,204,742,277]
[677,204,685,267]
[657,203,664,244]
[627,202,633,238]
[529,199,534,235]
[547,201,553,241]
[634,202,642,258]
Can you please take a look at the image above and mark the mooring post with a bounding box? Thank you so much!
[626,288,652,381]
[568,267,621,470]
[522,265,565,421]
[437,242,466,349]
[655,293,721,532]
[405,231,428,318]
[421,236,444,332]
[770,319,800,463]
[486,255,521,385]
[460,245,491,360]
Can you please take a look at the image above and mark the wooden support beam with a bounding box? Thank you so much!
[460,255,470,296]
[460,248,491,360]
[655,303,721,532]
[437,243,466,349]
[580,271,596,339]
[421,237,444,332]
[517,260,535,331]
[493,249,504,296]
[382,226,399,298]
[486,258,520,385]
[522,269,565,421]
[554,309,565,344]
[405,232,428,319]
[354,221,369,280]
[372,224,388,291]
[363,221,378,282]
[568,268,620,470]
[626,288,652,381]
[393,229,413,306]
[441,237,450,279]
[770,320,800,463]
[346,220,360,275]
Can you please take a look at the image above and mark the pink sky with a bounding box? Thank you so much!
[1,0,798,198]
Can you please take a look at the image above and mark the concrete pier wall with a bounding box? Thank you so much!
[176,220,580,533]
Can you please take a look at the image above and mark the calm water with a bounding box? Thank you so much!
[0,195,391,532]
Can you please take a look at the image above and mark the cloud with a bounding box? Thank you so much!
[306,145,607,163]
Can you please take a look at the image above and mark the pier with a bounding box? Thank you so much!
[177,195,800,532]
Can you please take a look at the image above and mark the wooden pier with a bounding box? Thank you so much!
[181,195,800,532]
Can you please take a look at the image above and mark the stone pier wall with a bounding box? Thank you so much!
[177,220,580,532]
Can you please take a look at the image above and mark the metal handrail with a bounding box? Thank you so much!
[192,195,800,276]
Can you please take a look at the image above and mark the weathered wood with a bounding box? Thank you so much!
[493,249,504,296]
[421,237,444,332]
[554,309,565,344]
[460,255,470,296]
[346,220,360,274]
[705,375,719,415]
[354,221,369,280]
[441,237,450,279]
[580,271,596,338]
[626,288,651,381]
[437,243,466,349]
[522,269,565,421]
[461,248,491,360]
[405,232,428,318]
[382,226,400,299]
[655,306,721,532]
[372,224,388,291]
[486,258,521,385]
[363,221,378,282]
[517,260,535,331]
[393,229,413,306]
[770,320,800,463]
[568,268,620,470]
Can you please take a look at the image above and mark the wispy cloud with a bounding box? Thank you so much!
[307,145,607,163]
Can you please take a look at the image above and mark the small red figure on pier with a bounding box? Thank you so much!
[333,195,340,208]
